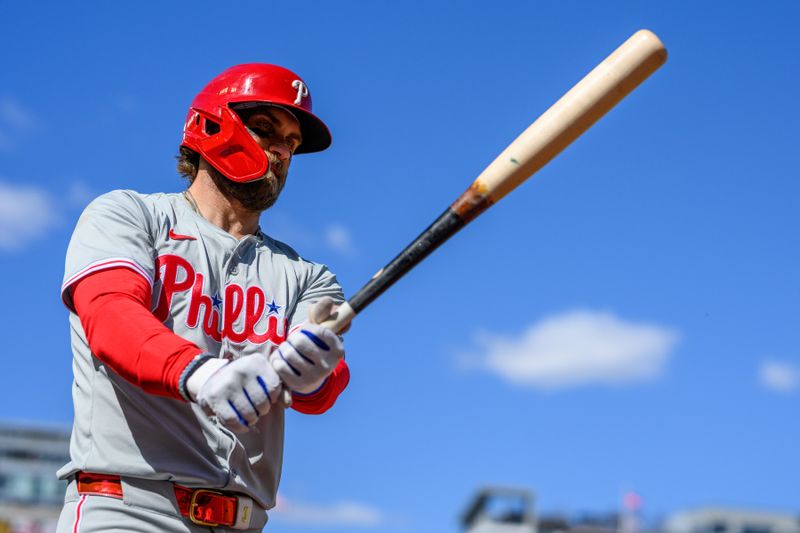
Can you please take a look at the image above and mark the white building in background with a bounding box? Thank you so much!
[0,422,70,533]
[663,508,800,533]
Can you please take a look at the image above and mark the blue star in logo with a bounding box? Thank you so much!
[211,293,223,310]
[267,299,282,315]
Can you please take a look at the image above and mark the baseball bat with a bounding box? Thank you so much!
[321,29,667,333]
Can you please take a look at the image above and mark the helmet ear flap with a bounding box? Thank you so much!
[184,107,270,183]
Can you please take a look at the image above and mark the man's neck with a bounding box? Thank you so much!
[186,171,261,240]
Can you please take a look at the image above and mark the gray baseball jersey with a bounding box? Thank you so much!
[58,189,344,511]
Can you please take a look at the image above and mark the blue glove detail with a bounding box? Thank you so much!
[195,354,285,433]
[227,400,248,427]
[301,329,331,350]
[287,340,315,365]
[256,376,272,403]
[242,387,260,416]
[277,347,302,375]
[270,323,344,393]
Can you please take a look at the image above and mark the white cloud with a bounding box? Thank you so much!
[759,360,798,393]
[0,97,37,131]
[467,309,679,390]
[0,97,38,152]
[0,96,38,152]
[324,223,357,255]
[0,131,13,151]
[66,180,96,209]
[262,211,317,250]
[272,495,384,527]
[0,181,58,251]
[263,210,357,257]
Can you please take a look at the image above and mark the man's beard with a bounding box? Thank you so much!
[210,152,288,212]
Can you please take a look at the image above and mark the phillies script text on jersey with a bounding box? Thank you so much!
[153,254,288,345]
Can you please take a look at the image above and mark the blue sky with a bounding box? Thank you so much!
[1,1,798,531]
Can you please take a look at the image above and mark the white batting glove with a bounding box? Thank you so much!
[270,298,345,393]
[188,355,286,433]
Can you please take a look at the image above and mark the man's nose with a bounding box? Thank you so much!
[269,143,291,162]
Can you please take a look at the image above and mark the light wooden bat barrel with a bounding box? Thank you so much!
[454,29,667,212]
[322,30,667,334]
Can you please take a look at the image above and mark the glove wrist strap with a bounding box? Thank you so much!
[179,354,218,401]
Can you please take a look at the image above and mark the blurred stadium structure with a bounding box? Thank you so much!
[663,509,800,533]
[461,487,537,532]
[1,422,798,533]
[0,422,69,533]
[461,488,800,533]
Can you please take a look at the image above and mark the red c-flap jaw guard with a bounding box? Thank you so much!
[184,107,269,183]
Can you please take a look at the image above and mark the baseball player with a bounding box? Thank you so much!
[56,64,349,532]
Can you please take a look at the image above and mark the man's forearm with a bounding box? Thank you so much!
[72,267,203,399]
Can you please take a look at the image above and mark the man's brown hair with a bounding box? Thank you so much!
[176,146,200,182]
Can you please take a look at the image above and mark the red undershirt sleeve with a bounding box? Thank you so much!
[71,267,203,400]
[290,358,350,415]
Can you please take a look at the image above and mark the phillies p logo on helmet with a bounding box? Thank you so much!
[292,80,309,105]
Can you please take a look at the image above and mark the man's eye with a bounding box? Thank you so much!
[251,119,274,131]
[250,126,273,138]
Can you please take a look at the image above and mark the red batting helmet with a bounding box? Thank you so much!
[181,63,331,183]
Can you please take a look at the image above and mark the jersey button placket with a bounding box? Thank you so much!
[229,238,254,278]
[220,247,239,361]
[224,245,240,279]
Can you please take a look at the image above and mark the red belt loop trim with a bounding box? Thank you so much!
[75,472,123,499]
